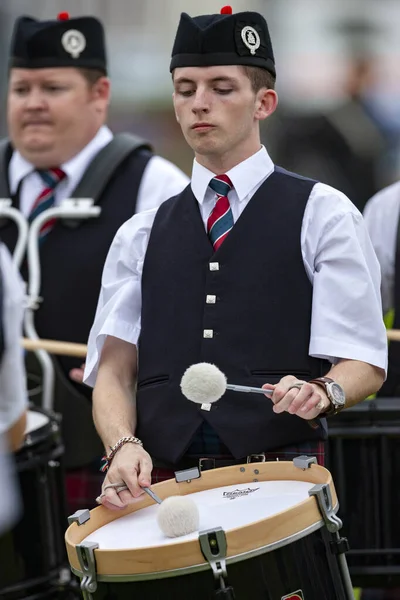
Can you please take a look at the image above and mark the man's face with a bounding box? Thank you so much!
[7,67,109,168]
[173,65,267,163]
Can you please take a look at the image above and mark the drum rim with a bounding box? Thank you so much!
[66,461,338,578]
[20,406,57,450]
[69,518,328,582]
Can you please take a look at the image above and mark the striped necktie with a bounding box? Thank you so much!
[207,174,234,251]
[29,168,66,241]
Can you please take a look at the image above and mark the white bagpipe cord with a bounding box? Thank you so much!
[0,198,101,412]
[0,199,29,269]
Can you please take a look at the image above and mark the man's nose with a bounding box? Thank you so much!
[24,88,46,110]
[191,89,210,113]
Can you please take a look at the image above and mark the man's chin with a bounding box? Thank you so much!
[18,141,55,167]
[191,139,221,156]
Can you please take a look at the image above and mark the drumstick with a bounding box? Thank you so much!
[143,486,163,505]
[21,337,87,358]
[181,363,273,407]
[226,383,273,395]
[387,329,400,342]
[21,328,400,360]
[104,483,163,505]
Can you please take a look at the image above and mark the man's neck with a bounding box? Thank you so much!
[195,142,262,174]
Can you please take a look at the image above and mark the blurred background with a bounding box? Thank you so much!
[1,0,400,210]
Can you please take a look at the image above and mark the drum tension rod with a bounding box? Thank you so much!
[309,484,350,554]
[309,482,350,550]
[68,508,91,526]
[293,455,318,470]
[175,466,202,483]
[309,483,342,533]
[199,527,236,599]
[76,540,99,600]
[309,484,353,599]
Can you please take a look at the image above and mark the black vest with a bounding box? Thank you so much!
[137,168,329,465]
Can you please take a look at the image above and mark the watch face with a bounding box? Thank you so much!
[329,382,346,406]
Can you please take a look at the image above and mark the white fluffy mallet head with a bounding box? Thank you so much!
[180,362,227,404]
[157,496,200,538]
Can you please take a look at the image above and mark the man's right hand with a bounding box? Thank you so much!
[97,443,153,510]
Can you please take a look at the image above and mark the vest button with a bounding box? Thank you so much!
[203,329,214,338]
[206,295,217,304]
[209,262,219,271]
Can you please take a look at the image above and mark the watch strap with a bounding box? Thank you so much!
[308,377,337,417]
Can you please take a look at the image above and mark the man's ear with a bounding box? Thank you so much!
[255,88,278,122]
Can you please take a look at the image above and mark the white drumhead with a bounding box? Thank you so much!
[25,410,49,435]
[84,480,315,550]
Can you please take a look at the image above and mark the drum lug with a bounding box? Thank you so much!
[68,508,91,526]
[309,483,343,533]
[76,540,99,600]
[175,466,201,483]
[293,455,318,470]
[199,527,233,593]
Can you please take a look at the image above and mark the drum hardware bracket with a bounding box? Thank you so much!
[309,483,343,533]
[247,453,266,463]
[175,466,201,483]
[293,455,318,470]
[199,527,229,584]
[68,509,91,526]
[76,540,99,600]
[330,536,350,555]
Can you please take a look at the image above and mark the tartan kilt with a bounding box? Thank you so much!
[65,459,105,516]
[64,441,325,511]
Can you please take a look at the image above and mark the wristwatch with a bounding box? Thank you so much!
[308,376,346,417]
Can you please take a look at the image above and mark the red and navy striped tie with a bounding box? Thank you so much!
[29,168,66,241]
[207,174,234,251]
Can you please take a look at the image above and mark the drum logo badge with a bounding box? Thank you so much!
[223,487,259,500]
[61,29,86,58]
[241,26,260,55]
[281,592,304,600]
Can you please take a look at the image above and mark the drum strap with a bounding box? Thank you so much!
[68,132,152,202]
[0,133,152,205]
[0,139,12,199]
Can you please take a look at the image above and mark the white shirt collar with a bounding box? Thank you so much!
[9,125,113,194]
[191,145,275,204]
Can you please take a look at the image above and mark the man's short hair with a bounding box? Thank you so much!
[242,66,276,92]
[79,68,107,87]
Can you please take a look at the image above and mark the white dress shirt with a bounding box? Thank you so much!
[9,125,189,216]
[363,181,400,314]
[84,146,387,387]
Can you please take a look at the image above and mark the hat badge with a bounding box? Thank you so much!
[61,29,86,58]
[241,26,260,55]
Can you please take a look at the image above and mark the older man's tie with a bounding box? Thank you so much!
[29,167,66,241]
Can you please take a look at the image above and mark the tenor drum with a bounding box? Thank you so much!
[66,460,353,599]
[327,398,400,587]
[0,407,68,599]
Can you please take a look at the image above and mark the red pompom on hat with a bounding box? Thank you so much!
[57,12,70,21]
[220,6,233,14]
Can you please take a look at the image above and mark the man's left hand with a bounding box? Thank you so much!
[69,363,86,384]
[262,375,329,420]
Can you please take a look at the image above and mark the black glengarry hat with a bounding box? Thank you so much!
[10,11,107,74]
[170,5,275,77]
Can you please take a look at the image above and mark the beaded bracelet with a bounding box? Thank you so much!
[100,436,143,472]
